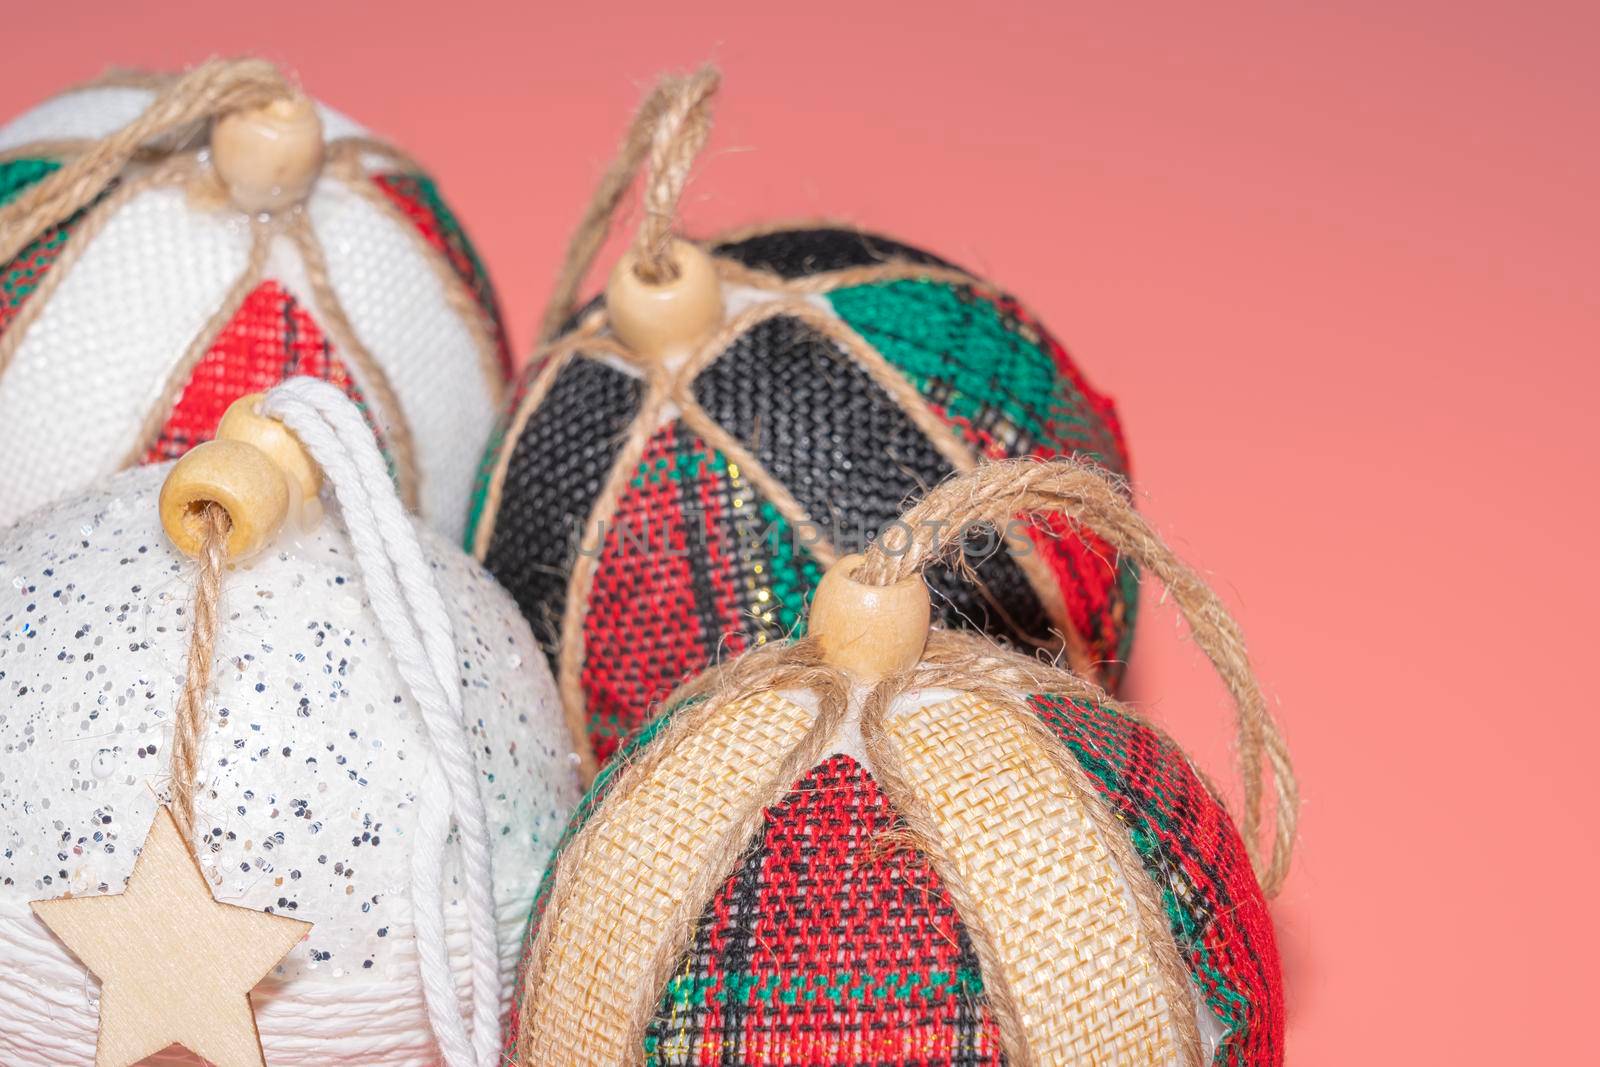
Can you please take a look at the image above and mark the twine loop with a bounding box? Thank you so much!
[855,457,1297,897]
[540,65,721,340]
[0,57,295,267]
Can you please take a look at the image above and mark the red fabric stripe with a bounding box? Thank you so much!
[144,280,371,464]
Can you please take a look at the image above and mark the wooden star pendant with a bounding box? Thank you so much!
[31,806,311,1067]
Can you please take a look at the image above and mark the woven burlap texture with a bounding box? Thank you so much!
[514,456,1296,1065]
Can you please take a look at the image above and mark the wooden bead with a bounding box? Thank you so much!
[216,392,321,503]
[604,239,723,365]
[210,95,324,214]
[809,553,931,684]
[159,440,290,561]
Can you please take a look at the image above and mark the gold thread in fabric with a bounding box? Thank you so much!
[554,373,672,781]
[669,286,1089,674]
[672,393,842,570]
[777,298,1086,670]
[284,211,421,512]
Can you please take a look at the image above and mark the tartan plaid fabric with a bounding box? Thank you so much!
[506,690,1283,1064]
[582,419,822,763]
[372,171,513,376]
[689,312,1054,657]
[823,279,1137,676]
[644,753,1004,1066]
[473,226,1137,770]
[0,156,57,206]
[0,157,82,340]
[476,353,645,651]
[142,279,375,462]
[502,704,690,1063]
[1031,694,1285,1065]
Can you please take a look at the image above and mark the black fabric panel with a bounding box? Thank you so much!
[712,226,956,278]
[482,356,644,651]
[690,315,1048,646]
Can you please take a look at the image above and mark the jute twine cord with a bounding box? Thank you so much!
[166,501,231,846]
[123,217,272,466]
[466,324,608,559]
[670,292,1086,660]
[532,280,1098,778]
[0,58,506,512]
[860,686,1203,1065]
[0,57,292,266]
[538,66,721,342]
[518,642,850,1064]
[621,672,850,1059]
[553,374,673,780]
[326,146,508,404]
[283,211,424,511]
[520,636,1212,1062]
[518,459,1290,1061]
[856,458,1297,898]
[501,69,1121,786]
[0,157,193,384]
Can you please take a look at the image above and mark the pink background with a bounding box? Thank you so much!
[5,1,1595,1061]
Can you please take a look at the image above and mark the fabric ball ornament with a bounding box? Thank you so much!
[470,69,1136,779]
[506,458,1296,1067]
[0,58,510,536]
[0,382,580,1065]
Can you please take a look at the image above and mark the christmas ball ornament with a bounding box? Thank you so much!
[470,69,1136,777]
[507,458,1296,1066]
[0,58,511,536]
[0,382,579,1065]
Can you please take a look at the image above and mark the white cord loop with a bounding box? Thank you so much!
[261,378,500,1067]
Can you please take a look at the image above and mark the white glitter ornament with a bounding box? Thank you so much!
[0,405,581,1064]
[0,58,511,536]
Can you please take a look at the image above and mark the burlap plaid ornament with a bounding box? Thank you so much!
[470,69,1137,779]
[505,457,1296,1066]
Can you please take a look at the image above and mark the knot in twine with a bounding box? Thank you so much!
[517,458,1293,1067]
[685,457,1297,898]
[0,57,295,266]
[540,65,721,341]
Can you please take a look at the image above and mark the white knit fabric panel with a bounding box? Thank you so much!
[0,185,251,525]
[306,175,497,539]
[0,463,581,1064]
[0,87,156,152]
